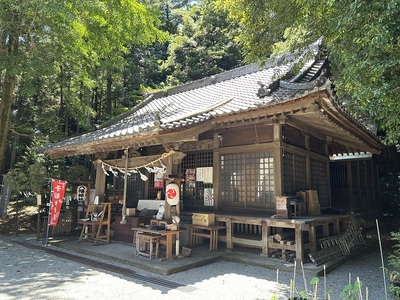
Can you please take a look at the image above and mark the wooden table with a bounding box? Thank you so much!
[216,213,350,262]
[131,227,182,259]
[186,224,225,251]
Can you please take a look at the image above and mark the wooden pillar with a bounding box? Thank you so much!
[305,135,311,189]
[375,162,380,209]
[213,132,222,210]
[261,220,269,256]
[163,151,186,219]
[333,217,340,235]
[309,223,316,253]
[322,222,329,237]
[225,218,234,250]
[325,137,332,207]
[273,122,283,196]
[94,160,106,202]
[366,161,370,209]
[346,161,353,211]
[164,154,176,220]
[295,224,304,262]
[356,160,362,210]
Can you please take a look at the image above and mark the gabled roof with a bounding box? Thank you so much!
[44,43,384,158]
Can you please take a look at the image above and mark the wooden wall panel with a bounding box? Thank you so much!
[310,136,326,155]
[284,125,306,149]
[220,124,273,147]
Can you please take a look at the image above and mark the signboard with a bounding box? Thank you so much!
[154,178,164,189]
[185,169,196,187]
[196,167,213,183]
[204,188,214,206]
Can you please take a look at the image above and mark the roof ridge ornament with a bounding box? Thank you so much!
[153,112,161,129]
[280,68,328,90]
[256,79,280,98]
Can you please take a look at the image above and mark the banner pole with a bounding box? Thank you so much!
[45,180,54,246]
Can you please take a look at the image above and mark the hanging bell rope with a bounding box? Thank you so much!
[120,149,129,225]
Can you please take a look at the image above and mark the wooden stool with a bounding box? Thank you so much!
[290,199,305,217]
[135,233,161,259]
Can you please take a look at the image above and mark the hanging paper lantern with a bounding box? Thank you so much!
[166,183,179,205]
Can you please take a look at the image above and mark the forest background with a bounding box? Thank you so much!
[0,0,399,217]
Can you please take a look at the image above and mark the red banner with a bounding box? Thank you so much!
[49,180,67,226]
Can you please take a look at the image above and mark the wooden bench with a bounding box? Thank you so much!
[186,224,225,252]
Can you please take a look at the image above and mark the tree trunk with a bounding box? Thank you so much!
[58,65,67,136]
[0,31,18,173]
[0,71,17,174]
[106,74,112,115]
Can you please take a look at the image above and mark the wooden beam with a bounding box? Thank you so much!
[156,122,213,144]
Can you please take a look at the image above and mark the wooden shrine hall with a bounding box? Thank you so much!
[44,42,386,263]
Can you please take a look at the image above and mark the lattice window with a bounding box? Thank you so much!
[294,154,307,191]
[283,152,294,194]
[178,151,213,208]
[330,163,348,189]
[283,152,306,195]
[112,169,147,208]
[221,152,274,207]
[311,159,329,206]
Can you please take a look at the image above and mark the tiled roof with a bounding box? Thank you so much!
[46,44,326,154]
[45,42,382,156]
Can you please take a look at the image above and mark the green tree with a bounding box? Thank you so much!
[216,0,400,144]
[162,0,243,86]
[0,0,167,173]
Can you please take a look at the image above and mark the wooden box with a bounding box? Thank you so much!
[192,213,215,226]
[112,215,151,243]
[308,203,321,216]
[297,190,320,216]
[305,190,319,204]
[126,208,136,216]
[275,196,292,219]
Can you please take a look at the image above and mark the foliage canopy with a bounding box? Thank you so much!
[0,0,167,173]
[216,0,400,144]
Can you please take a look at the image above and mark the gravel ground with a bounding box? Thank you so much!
[0,235,395,300]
